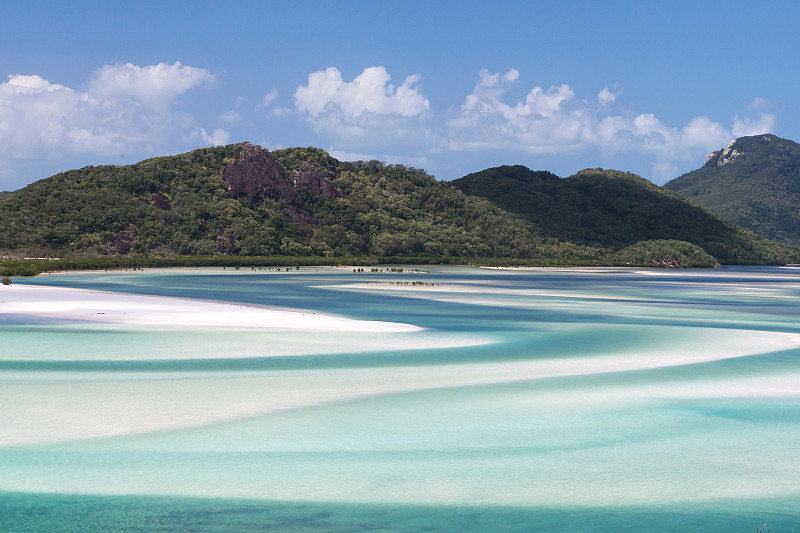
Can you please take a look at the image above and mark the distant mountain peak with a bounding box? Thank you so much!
[704,134,780,167]
[666,133,800,246]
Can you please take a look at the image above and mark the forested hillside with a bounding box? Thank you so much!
[452,165,798,264]
[0,144,598,262]
[665,134,800,245]
[1,142,797,271]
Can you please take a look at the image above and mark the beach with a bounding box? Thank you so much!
[0,283,420,332]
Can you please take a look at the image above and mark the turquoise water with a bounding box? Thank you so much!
[2,266,799,531]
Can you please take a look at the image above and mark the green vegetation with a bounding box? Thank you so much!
[0,255,378,277]
[1,141,798,275]
[610,239,719,267]
[666,134,800,245]
[0,144,604,265]
[452,165,800,264]
[0,145,243,257]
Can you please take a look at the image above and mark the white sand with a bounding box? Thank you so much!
[2,324,798,446]
[0,284,420,332]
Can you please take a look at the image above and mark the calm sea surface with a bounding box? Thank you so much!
[2,266,799,532]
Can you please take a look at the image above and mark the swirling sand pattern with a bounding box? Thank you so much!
[1,266,799,531]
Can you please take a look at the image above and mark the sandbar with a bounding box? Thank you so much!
[0,284,420,332]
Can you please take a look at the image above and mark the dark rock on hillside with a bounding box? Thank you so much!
[222,143,313,223]
[140,193,172,210]
[150,193,171,210]
[290,162,345,198]
[110,229,136,255]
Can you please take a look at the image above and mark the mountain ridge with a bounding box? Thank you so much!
[450,165,797,264]
[1,142,797,268]
[665,134,800,245]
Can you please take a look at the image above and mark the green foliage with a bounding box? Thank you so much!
[2,141,797,270]
[666,134,800,246]
[0,144,245,257]
[0,144,603,264]
[271,146,338,174]
[610,239,719,268]
[0,255,380,276]
[452,165,800,264]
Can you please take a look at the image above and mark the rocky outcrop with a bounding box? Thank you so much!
[222,143,313,223]
[150,193,171,210]
[290,162,345,198]
[139,193,172,210]
[705,139,744,167]
[109,229,136,254]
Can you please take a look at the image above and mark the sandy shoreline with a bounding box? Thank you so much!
[0,284,420,332]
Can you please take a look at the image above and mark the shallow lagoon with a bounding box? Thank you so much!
[2,266,799,531]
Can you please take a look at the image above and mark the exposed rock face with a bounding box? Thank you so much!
[705,139,744,167]
[222,143,313,223]
[150,193,171,210]
[138,193,172,210]
[290,162,346,198]
[110,229,136,254]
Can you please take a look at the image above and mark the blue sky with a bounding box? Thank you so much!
[1,1,797,190]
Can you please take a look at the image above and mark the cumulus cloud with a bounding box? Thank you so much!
[598,86,621,106]
[446,69,589,152]
[89,62,214,107]
[290,66,777,182]
[0,62,215,164]
[732,113,775,137]
[198,127,230,146]
[1,74,93,156]
[442,69,777,182]
[294,66,430,137]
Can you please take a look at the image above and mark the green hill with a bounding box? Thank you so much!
[0,143,599,263]
[451,165,797,264]
[664,134,800,246]
[1,142,796,270]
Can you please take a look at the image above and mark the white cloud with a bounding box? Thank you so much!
[198,127,230,146]
[294,66,430,137]
[289,67,783,184]
[598,86,621,107]
[261,88,278,107]
[446,69,588,152]
[0,62,215,165]
[440,69,782,182]
[89,62,214,107]
[681,116,731,149]
[732,113,775,137]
